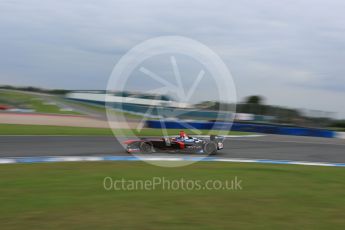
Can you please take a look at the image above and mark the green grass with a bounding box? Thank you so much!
[0,90,80,115]
[0,124,250,136]
[0,162,344,229]
[60,99,146,119]
[329,127,345,132]
[65,99,107,113]
[0,124,113,135]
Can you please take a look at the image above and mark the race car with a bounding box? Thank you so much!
[123,131,225,155]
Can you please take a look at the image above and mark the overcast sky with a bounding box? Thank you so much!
[1,0,345,118]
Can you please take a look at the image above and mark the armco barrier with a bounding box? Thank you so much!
[146,120,336,138]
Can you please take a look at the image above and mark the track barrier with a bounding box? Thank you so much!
[146,120,336,138]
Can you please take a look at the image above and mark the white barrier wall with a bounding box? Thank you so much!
[336,132,345,139]
[66,92,191,108]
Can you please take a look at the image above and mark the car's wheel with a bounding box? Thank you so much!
[139,142,153,153]
[203,142,217,155]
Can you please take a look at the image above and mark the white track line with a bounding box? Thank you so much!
[0,156,344,167]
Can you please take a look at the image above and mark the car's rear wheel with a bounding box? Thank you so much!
[203,142,217,155]
[139,142,153,153]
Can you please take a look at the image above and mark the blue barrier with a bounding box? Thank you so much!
[146,120,335,138]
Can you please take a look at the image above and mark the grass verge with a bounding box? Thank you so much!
[0,162,344,229]
[0,124,250,136]
[0,90,80,115]
[61,99,145,119]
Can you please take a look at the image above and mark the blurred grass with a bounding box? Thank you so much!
[0,90,80,115]
[0,124,249,136]
[61,99,145,119]
[0,162,344,229]
[329,127,345,132]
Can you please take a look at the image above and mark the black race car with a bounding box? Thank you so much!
[123,131,225,155]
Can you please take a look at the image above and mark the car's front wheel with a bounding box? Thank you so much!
[139,142,153,153]
[203,142,217,155]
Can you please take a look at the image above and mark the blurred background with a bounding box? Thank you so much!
[1,85,344,134]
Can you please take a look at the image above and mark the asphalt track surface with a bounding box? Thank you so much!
[1,135,345,163]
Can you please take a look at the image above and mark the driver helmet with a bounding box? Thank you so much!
[179,130,188,138]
